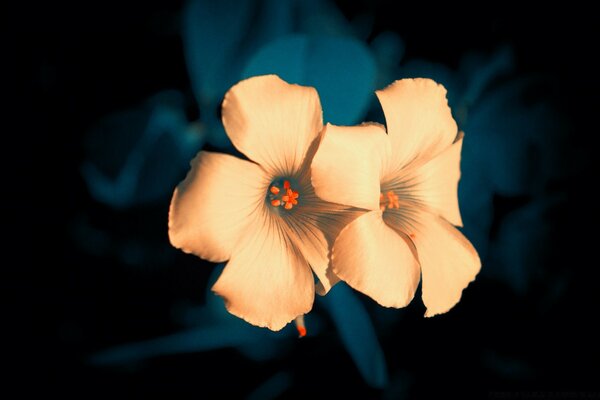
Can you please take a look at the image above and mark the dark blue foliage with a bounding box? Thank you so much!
[319,283,389,388]
[242,34,375,126]
[82,91,205,208]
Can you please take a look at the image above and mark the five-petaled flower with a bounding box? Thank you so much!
[311,78,481,317]
[169,75,357,330]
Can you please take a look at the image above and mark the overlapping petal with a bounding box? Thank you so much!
[212,210,315,331]
[169,151,268,262]
[311,123,391,210]
[388,134,464,227]
[410,212,481,317]
[222,75,323,176]
[376,78,458,174]
[332,211,420,308]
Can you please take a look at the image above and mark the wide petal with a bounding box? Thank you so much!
[376,78,458,173]
[168,151,268,262]
[403,134,464,226]
[285,212,338,296]
[311,123,391,210]
[222,75,323,176]
[411,212,481,317]
[212,212,315,331]
[332,211,421,308]
[286,187,363,295]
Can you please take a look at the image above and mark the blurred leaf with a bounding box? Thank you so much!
[247,372,292,400]
[243,34,376,125]
[182,0,362,147]
[400,46,514,123]
[183,0,255,104]
[460,46,514,107]
[183,0,291,148]
[465,78,565,196]
[92,264,303,366]
[487,196,564,294]
[82,91,205,209]
[371,31,405,88]
[320,283,388,388]
[91,303,292,366]
[297,0,356,38]
[91,325,258,365]
[457,169,494,261]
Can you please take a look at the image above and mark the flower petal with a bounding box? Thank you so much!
[332,211,420,308]
[168,151,268,262]
[286,188,363,295]
[222,75,323,175]
[311,123,391,210]
[212,213,315,331]
[376,78,458,173]
[411,212,481,317]
[284,212,333,295]
[409,133,464,226]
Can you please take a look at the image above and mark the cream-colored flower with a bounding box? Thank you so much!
[311,78,481,317]
[169,75,355,330]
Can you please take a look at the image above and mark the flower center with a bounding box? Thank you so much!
[268,179,300,210]
[380,191,400,212]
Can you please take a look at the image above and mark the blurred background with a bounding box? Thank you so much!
[9,1,599,398]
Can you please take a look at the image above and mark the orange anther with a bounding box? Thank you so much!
[270,180,299,210]
[297,326,307,338]
[386,191,400,209]
[295,315,307,338]
[380,191,400,210]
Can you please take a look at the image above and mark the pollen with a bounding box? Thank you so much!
[268,179,300,210]
[380,191,400,211]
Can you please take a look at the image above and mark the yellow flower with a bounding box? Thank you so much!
[169,75,355,330]
[311,78,481,317]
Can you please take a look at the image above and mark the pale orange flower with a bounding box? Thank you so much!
[311,78,481,316]
[169,75,354,330]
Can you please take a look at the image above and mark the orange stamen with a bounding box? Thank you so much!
[297,326,307,338]
[295,315,307,338]
[379,191,400,210]
[270,180,300,210]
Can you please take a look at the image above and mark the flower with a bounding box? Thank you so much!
[168,75,357,330]
[311,78,481,317]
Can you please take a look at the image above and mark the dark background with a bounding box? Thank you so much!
[8,1,599,398]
